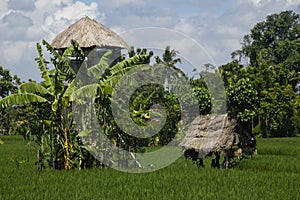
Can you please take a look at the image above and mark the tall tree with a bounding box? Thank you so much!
[0,40,81,170]
[0,66,21,135]
[155,46,186,79]
[225,10,300,137]
[258,84,295,137]
[232,10,300,89]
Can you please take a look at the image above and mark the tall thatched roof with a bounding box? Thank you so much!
[51,16,129,50]
[179,114,238,157]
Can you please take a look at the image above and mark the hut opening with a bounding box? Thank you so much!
[51,16,129,73]
[179,114,257,168]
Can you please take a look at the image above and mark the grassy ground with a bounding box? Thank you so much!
[0,135,299,200]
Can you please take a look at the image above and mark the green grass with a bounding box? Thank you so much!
[0,135,299,200]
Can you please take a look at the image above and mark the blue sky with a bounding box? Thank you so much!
[0,0,299,81]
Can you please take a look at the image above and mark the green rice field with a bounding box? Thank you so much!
[0,135,299,200]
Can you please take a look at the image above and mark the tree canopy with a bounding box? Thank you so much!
[0,66,21,135]
[0,10,299,171]
[224,10,300,137]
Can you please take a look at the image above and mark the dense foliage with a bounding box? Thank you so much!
[0,40,200,170]
[221,10,300,138]
[0,10,299,171]
[0,66,22,135]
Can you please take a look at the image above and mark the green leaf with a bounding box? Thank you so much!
[42,40,62,61]
[51,99,59,112]
[98,84,113,96]
[35,43,51,88]
[19,82,52,95]
[63,79,75,102]
[109,54,150,76]
[88,50,112,79]
[63,39,85,58]
[74,84,98,99]
[0,93,49,108]
[80,145,98,155]
[77,130,89,137]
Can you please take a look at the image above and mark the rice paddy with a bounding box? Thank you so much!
[0,135,299,200]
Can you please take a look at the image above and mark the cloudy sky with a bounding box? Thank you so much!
[0,0,299,81]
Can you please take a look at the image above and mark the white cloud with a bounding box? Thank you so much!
[0,0,299,81]
[8,0,36,11]
[0,0,102,80]
[102,0,145,9]
[216,25,243,39]
[51,0,73,6]
[0,1,9,18]
[31,0,102,39]
[3,12,33,27]
[287,0,300,6]
[54,1,99,20]
[247,0,264,6]
[174,18,198,36]
[0,41,40,81]
[0,12,34,41]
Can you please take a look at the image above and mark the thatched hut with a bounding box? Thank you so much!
[179,114,256,168]
[51,16,129,71]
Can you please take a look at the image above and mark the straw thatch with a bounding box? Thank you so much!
[51,16,129,50]
[179,114,238,157]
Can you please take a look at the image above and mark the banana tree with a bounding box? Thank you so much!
[0,39,155,169]
[73,49,154,168]
[0,39,82,170]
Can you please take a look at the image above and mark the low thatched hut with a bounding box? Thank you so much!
[179,114,256,168]
[51,16,129,71]
[179,114,237,156]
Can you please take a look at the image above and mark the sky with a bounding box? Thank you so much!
[0,0,299,81]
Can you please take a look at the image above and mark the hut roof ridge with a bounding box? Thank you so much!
[51,16,129,50]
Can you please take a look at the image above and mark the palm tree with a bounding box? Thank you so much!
[155,46,187,79]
